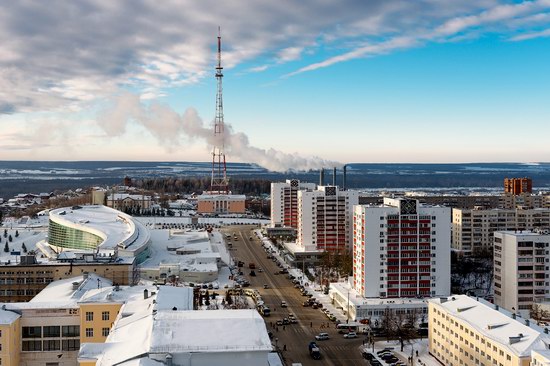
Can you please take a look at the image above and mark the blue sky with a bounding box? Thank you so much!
[0,0,549,171]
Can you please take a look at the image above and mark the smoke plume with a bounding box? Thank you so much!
[97,93,341,172]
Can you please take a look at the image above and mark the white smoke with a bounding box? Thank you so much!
[97,93,341,172]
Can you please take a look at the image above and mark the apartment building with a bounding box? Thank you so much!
[296,185,358,253]
[429,295,550,366]
[494,230,550,318]
[353,198,451,298]
[505,178,533,195]
[270,179,316,229]
[452,207,550,254]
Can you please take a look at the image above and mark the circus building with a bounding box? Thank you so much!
[47,205,151,263]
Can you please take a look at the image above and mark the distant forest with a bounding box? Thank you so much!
[132,177,272,196]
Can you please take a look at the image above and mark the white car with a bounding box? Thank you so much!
[343,332,357,339]
[315,332,330,341]
[281,300,288,308]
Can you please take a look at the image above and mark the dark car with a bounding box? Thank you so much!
[362,352,374,360]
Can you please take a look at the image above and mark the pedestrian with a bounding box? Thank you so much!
[416,350,419,357]
[276,326,279,332]
[283,344,287,351]
[310,321,313,328]
[283,325,286,331]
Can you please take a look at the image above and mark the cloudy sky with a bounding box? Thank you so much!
[0,0,549,170]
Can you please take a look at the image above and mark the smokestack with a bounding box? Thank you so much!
[319,168,324,186]
[333,167,336,186]
[343,165,347,191]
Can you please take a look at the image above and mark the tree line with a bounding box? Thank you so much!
[132,177,272,196]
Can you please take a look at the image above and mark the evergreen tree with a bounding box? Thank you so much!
[22,242,27,253]
[15,230,19,238]
[3,229,6,238]
[3,242,8,252]
[8,235,12,242]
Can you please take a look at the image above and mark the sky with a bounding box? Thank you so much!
[0,0,549,171]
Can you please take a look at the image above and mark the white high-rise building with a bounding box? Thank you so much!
[353,198,451,298]
[493,229,550,318]
[270,179,316,229]
[296,186,358,252]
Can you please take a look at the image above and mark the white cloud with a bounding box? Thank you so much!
[0,0,528,113]
[510,27,550,41]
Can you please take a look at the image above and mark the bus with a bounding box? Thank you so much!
[258,305,271,317]
[337,322,367,334]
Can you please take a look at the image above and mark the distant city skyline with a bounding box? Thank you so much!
[0,1,549,170]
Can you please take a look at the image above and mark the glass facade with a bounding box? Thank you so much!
[48,219,103,250]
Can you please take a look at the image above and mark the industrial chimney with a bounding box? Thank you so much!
[342,165,347,190]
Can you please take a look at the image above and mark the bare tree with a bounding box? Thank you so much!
[381,308,420,352]
[530,304,550,324]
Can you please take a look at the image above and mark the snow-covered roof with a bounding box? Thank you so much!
[430,295,550,357]
[197,193,246,200]
[30,273,112,304]
[0,308,21,324]
[108,193,151,200]
[149,310,272,353]
[331,282,427,307]
[48,205,150,251]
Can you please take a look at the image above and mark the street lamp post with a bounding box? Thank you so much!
[347,290,350,324]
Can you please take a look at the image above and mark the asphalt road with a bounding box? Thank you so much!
[221,225,368,366]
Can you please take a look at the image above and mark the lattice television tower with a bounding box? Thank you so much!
[210,27,229,194]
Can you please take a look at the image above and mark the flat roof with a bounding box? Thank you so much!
[331,282,427,307]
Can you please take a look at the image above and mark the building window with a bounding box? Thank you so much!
[22,326,42,338]
[102,311,110,321]
[43,326,60,338]
[85,328,93,338]
[62,325,80,337]
[43,340,61,351]
[22,340,42,351]
[86,312,93,321]
[62,339,80,351]
[102,327,110,337]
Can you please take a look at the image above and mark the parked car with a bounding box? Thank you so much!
[263,284,269,289]
[315,332,330,341]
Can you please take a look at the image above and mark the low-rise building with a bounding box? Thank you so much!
[329,282,428,325]
[197,193,246,214]
[429,295,550,366]
[106,193,152,211]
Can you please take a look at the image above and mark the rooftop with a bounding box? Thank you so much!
[430,295,550,357]
[49,205,150,252]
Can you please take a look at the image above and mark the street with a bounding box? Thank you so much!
[221,225,367,366]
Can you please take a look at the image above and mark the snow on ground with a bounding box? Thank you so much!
[364,338,440,366]
[0,226,48,264]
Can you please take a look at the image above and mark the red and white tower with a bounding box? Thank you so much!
[210,27,229,194]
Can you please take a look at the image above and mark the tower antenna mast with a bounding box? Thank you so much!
[210,26,229,194]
